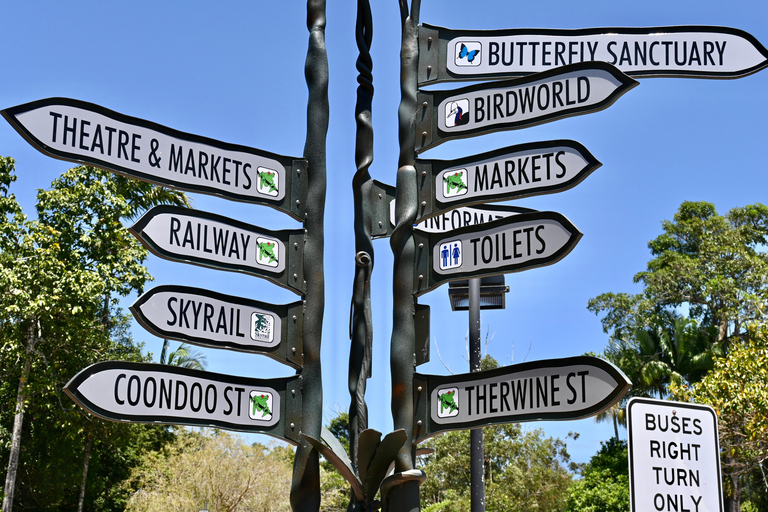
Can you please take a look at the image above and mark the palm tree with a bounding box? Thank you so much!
[159,339,208,370]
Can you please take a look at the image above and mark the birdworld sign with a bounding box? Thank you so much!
[414,139,600,218]
[418,24,768,84]
[1,98,308,220]
[413,356,631,443]
[415,61,637,152]
[64,361,303,444]
[129,206,305,294]
[131,285,305,369]
[627,397,723,512]
[413,210,581,296]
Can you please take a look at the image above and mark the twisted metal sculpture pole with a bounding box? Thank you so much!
[291,1,328,510]
[349,0,375,470]
[384,0,424,510]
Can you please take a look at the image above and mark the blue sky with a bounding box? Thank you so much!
[2,0,767,466]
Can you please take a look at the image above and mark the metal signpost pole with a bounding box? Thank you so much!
[468,278,485,512]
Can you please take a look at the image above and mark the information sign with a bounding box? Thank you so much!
[413,210,581,296]
[418,25,768,85]
[2,98,307,220]
[131,285,304,369]
[64,361,303,444]
[416,62,636,152]
[413,356,631,442]
[628,397,723,512]
[129,206,305,294]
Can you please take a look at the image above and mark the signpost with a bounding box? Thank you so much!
[413,356,631,443]
[418,24,768,85]
[415,61,637,152]
[414,139,600,219]
[64,361,303,444]
[129,205,305,294]
[413,209,581,296]
[131,285,305,369]
[1,97,308,220]
[627,397,723,512]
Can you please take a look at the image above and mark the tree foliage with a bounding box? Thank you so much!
[565,438,629,512]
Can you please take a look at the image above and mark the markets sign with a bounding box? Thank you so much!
[131,285,305,369]
[415,140,600,217]
[415,62,636,152]
[130,206,305,294]
[418,25,768,84]
[628,398,723,512]
[413,356,631,442]
[413,210,581,296]
[1,98,307,220]
[64,361,303,444]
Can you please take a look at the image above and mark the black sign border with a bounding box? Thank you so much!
[419,24,768,85]
[63,360,302,444]
[627,397,724,512]
[131,284,304,369]
[417,139,601,219]
[414,209,582,296]
[1,97,308,220]
[129,205,306,295]
[414,356,632,443]
[416,61,638,152]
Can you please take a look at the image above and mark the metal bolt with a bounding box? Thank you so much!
[421,201,426,207]
[423,101,428,108]
[292,347,297,354]
[422,171,427,176]
[417,386,423,392]
[419,243,424,249]
[297,169,301,175]
[296,200,300,205]
[290,423,295,429]
[419,274,424,280]
[427,65,432,72]
[292,389,296,396]
[378,193,382,199]
[417,420,423,426]
[292,315,297,321]
[293,273,298,280]
[422,131,427,137]
[379,221,383,227]
[294,242,299,248]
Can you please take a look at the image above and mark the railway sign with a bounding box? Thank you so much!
[64,361,303,444]
[413,356,631,442]
[1,98,307,220]
[413,210,581,296]
[416,62,637,152]
[628,398,723,512]
[131,285,305,369]
[414,140,600,218]
[129,206,305,294]
[418,24,768,85]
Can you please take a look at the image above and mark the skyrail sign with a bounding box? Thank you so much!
[418,25,768,84]
[64,361,302,444]
[131,285,305,369]
[2,98,307,220]
[130,206,305,294]
[413,356,631,442]
[415,62,636,152]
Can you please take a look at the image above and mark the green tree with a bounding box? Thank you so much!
[565,438,629,512]
[124,428,293,512]
[0,160,187,511]
[158,339,208,370]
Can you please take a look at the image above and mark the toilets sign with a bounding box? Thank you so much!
[627,398,723,512]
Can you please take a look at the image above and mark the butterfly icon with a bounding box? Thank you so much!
[458,43,480,63]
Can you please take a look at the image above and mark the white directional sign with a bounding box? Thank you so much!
[390,200,534,234]
[414,140,600,218]
[414,356,631,442]
[628,398,723,512]
[415,62,637,152]
[1,98,307,220]
[130,206,305,294]
[413,210,581,296]
[64,361,302,444]
[419,25,768,84]
[131,285,304,369]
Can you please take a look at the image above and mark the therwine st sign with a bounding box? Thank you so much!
[413,356,631,442]
[64,361,303,444]
[131,285,305,369]
[129,206,305,294]
[418,24,768,84]
[414,139,600,218]
[628,398,723,512]
[1,98,307,220]
[413,210,581,296]
[415,62,637,152]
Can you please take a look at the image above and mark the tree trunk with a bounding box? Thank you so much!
[2,319,37,512]
[613,412,619,440]
[77,432,93,512]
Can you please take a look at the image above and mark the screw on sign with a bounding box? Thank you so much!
[627,397,723,512]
